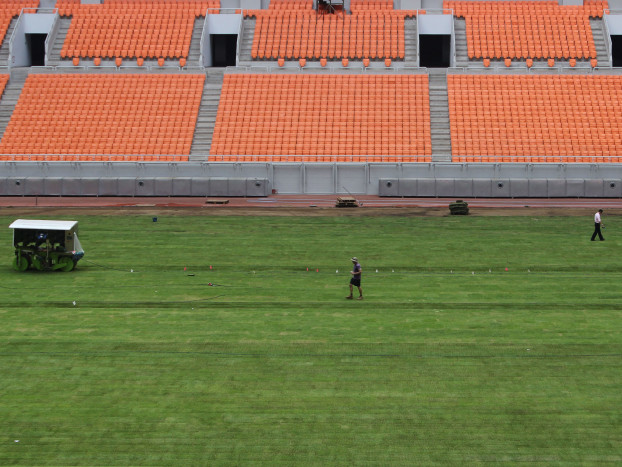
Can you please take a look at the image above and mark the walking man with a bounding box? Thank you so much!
[346,257,363,300]
[591,209,604,241]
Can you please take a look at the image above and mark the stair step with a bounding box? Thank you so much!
[427,71,452,156]
[191,71,223,155]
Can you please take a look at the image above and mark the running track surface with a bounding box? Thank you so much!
[1,196,621,209]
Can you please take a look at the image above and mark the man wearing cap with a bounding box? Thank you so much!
[591,209,605,241]
[346,257,363,300]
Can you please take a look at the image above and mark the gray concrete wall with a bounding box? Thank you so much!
[605,14,622,34]
[10,12,56,68]
[2,162,622,197]
[418,15,453,35]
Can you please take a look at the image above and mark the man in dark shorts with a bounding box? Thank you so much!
[346,257,363,300]
[591,209,604,241]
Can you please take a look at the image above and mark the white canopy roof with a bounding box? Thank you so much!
[9,219,78,231]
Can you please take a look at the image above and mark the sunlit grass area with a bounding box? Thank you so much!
[1,213,620,465]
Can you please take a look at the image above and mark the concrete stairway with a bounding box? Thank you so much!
[190,69,224,160]
[591,18,611,67]
[453,18,469,68]
[47,17,71,66]
[0,19,18,67]
[428,69,452,160]
[238,18,255,66]
[188,17,205,67]
[0,69,29,139]
[404,17,417,66]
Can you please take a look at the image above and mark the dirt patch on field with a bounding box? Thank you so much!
[1,205,618,218]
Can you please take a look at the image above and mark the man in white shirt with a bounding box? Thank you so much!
[591,209,604,241]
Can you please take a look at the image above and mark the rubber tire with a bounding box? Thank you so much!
[58,256,75,272]
[12,255,29,272]
[31,256,44,271]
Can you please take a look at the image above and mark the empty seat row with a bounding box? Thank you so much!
[0,74,205,159]
[350,0,394,12]
[56,0,213,16]
[447,0,606,18]
[211,74,431,157]
[268,0,314,10]
[210,156,430,162]
[448,74,622,161]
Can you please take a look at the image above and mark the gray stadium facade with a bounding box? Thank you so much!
[4,0,622,198]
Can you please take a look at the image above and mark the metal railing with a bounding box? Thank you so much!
[236,13,245,67]
[3,153,621,164]
[44,9,60,67]
[0,154,193,162]
[603,9,614,67]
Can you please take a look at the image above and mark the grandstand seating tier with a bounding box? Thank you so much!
[448,74,622,162]
[249,11,408,60]
[211,74,431,158]
[0,74,205,160]
[444,0,607,61]
[57,0,219,60]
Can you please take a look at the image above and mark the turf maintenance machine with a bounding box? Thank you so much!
[10,219,85,272]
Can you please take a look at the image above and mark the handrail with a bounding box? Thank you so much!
[416,10,420,66]
[206,8,250,15]
[236,12,244,67]
[603,9,613,67]
[8,10,23,70]
[450,9,456,67]
[44,10,60,67]
[0,154,193,162]
[2,153,622,164]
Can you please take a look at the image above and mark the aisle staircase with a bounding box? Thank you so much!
[190,69,224,159]
[428,69,452,160]
[0,19,18,67]
[404,17,418,66]
[238,17,255,66]
[0,69,28,139]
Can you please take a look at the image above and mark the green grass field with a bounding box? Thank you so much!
[1,211,621,465]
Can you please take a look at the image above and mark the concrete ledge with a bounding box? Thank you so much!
[379,178,622,198]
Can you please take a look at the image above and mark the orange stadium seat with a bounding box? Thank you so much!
[444,0,607,61]
[57,0,219,60]
[0,74,205,161]
[210,74,431,159]
[447,74,622,163]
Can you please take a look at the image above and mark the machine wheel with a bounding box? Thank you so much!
[12,255,30,272]
[57,256,75,272]
[31,255,44,271]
